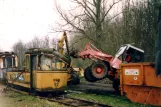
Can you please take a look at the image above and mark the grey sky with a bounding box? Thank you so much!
[0,0,73,51]
[0,0,122,51]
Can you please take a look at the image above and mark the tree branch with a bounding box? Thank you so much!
[107,11,123,22]
[101,0,123,23]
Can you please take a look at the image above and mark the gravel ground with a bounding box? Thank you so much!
[0,83,6,96]
[68,78,115,93]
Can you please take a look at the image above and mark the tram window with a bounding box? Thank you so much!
[26,56,30,72]
[38,55,41,69]
[40,55,67,70]
[6,57,12,67]
[40,55,52,70]
[31,56,37,70]
[53,57,66,69]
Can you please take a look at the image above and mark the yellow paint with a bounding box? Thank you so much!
[73,67,84,77]
[34,70,68,90]
[7,71,30,88]
[7,70,69,91]
[41,65,51,70]
[7,72,30,83]
[8,80,30,88]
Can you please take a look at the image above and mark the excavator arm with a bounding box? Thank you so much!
[57,32,70,56]
[77,42,113,61]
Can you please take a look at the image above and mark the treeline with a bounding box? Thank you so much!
[12,0,161,69]
[54,0,161,68]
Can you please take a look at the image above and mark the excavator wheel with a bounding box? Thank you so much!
[72,73,80,85]
[90,61,108,79]
[68,72,80,85]
[84,67,97,82]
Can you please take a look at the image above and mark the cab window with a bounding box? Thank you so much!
[40,55,52,70]
[39,54,66,70]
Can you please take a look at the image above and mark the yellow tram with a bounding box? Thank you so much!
[6,48,78,92]
[0,52,18,84]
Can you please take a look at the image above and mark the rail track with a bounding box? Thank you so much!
[68,82,114,93]
[5,87,112,107]
[40,95,112,107]
[2,81,115,107]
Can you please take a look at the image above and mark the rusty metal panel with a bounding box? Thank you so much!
[7,71,30,83]
[35,70,68,90]
[120,62,161,106]
[120,63,161,87]
[7,70,69,91]
[7,71,30,88]
[144,65,161,87]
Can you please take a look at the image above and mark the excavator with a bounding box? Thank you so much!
[72,42,144,91]
[70,5,161,106]
[57,32,81,85]
[56,32,70,68]
[57,32,69,56]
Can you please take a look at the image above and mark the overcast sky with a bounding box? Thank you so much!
[0,0,73,51]
[0,0,122,51]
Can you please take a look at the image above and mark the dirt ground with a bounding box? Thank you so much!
[0,83,66,107]
[0,83,6,96]
[0,83,8,107]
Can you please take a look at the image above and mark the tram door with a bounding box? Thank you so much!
[30,55,37,90]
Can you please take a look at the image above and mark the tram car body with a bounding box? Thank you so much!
[0,52,18,83]
[7,48,72,92]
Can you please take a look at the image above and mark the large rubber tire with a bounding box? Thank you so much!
[113,78,120,92]
[84,67,97,82]
[90,61,108,79]
[70,73,80,85]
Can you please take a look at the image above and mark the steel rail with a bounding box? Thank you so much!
[40,96,112,107]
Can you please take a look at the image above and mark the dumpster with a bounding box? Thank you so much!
[120,62,161,106]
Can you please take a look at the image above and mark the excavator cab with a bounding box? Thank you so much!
[115,44,144,63]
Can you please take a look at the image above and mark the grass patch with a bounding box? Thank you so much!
[0,90,67,107]
[68,91,158,107]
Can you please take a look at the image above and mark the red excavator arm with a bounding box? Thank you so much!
[78,42,113,61]
[77,42,122,69]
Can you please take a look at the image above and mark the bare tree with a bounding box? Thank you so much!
[120,0,160,61]
[54,0,123,48]
[12,40,27,69]
[50,37,57,49]
[26,36,50,49]
[42,35,50,48]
